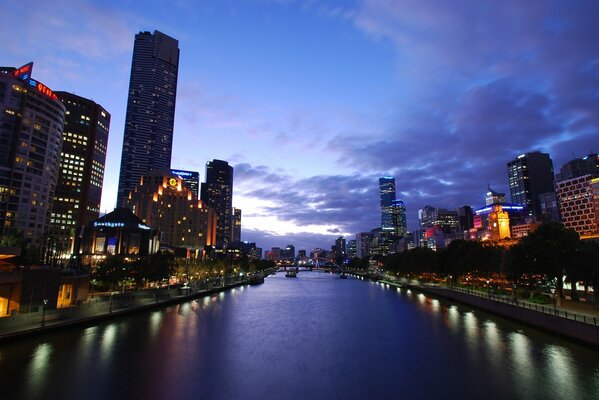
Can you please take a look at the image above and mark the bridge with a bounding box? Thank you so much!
[277,257,347,274]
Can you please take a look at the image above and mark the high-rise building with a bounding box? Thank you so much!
[391,199,407,237]
[127,171,216,253]
[334,236,346,259]
[347,239,357,258]
[356,232,372,259]
[200,159,233,251]
[49,92,110,262]
[0,63,65,246]
[117,30,180,207]
[281,244,295,259]
[556,175,599,239]
[170,169,199,198]
[231,207,241,243]
[507,152,555,220]
[379,177,396,232]
[419,206,459,233]
[457,206,474,231]
[485,186,506,206]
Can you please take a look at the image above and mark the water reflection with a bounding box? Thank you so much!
[1,273,598,400]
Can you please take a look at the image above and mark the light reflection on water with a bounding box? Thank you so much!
[1,273,598,400]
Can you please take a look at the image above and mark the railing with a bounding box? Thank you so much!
[0,276,248,336]
[442,285,599,327]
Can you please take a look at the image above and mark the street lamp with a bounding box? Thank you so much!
[41,299,48,327]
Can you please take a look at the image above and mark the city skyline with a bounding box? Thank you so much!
[2,1,598,251]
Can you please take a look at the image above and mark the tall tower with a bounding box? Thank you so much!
[507,152,555,220]
[379,177,396,232]
[117,30,180,207]
[200,160,233,251]
[50,91,110,261]
[231,207,241,243]
[391,199,407,237]
[0,63,65,246]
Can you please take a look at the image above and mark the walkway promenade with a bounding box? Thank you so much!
[0,277,248,341]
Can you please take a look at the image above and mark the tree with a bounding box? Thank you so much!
[508,222,580,304]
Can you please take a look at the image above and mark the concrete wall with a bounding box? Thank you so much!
[419,286,599,348]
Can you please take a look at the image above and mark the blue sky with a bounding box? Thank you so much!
[2,0,598,252]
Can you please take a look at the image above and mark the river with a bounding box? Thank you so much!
[1,271,598,399]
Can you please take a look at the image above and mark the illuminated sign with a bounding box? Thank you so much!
[12,62,58,101]
[168,178,178,187]
[13,62,33,80]
[171,169,195,177]
[93,222,124,228]
[138,224,151,230]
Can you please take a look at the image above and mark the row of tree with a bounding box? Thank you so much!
[377,222,599,302]
[93,252,276,290]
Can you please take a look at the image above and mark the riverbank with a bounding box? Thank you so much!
[374,277,599,348]
[0,279,249,342]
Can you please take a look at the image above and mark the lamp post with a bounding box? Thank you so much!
[41,299,48,327]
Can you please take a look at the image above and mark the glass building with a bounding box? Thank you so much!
[200,159,233,251]
[379,177,396,232]
[117,30,180,207]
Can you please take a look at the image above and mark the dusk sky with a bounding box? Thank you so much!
[2,0,598,252]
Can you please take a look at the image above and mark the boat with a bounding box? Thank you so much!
[285,271,297,278]
[248,273,265,285]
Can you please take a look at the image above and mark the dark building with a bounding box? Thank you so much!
[200,160,233,251]
[0,63,65,246]
[458,206,474,231]
[73,208,160,267]
[507,152,555,221]
[556,153,599,182]
[49,92,110,262]
[170,169,199,198]
[334,236,346,259]
[231,207,241,243]
[117,30,180,207]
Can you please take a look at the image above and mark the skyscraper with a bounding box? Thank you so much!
[49,91,110,261]
[117,30,180,207]
[200,159,233,251]
[391,199,407,237]
[231,207,241,243]
[507,152,555,220]
[0,63,65,246]
[379,177,396,232]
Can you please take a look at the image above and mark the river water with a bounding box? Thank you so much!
[1,272,598,400]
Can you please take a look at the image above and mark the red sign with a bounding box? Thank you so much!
[13,62,33,80]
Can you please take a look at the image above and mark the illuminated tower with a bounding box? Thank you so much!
[117,30,179,207]
[507,152,555,220]
[0,63,65,246]
[379,177,396,232]
[49,91,110,261]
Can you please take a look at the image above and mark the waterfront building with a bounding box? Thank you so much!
[200,160,233,252]
[297,250,307,258]
[0,63,65,246]
[117,30,180,207]
[379,177,396,233]
[281,244,295,259]
[356,232,372,259]
[232,207,241,243]
[334,236,346,259]
[507,152,555,221]
[419,206,459,234]
[391,199,408,237]
[49,92,110,263]
[347,239,357,258]
[170,169,199,198]
[73,208,160,267]
[266,247,281,261]
[127,171,216,255]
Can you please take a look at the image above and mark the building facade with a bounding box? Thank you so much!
[507,152,555,221]
[49,92,110,262]
[379,177,396,232]
[556,175,599,239]
[232,207,241,243]
[127,171,216,255]
[117,30,180,207]
[0,63,65,246]
[200,159,233,251]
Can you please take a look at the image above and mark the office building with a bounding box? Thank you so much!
[556,175,599,239]
[507,152,555,220]
[232,207,241,243]
[391,199,407,237]
[379,177,396,232]
[49,92,110,262]
[347,239,357,258]
[117,30,180,207]
[170,169,199,197]
[556,153,599,181]
[200,159,233,251]
[0,63,65,246]
[458,206,474,231]
[334,236,346,259]
[356,232,372,259]
[485,187,506,206]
